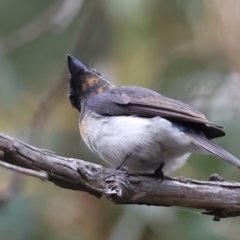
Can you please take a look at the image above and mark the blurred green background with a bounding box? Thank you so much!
[1,0,240,239]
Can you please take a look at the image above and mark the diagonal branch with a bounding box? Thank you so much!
[0,132,240,221]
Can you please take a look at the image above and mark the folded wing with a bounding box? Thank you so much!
[86,86,225,139]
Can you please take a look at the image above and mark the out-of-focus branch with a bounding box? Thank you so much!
[0,132,240,221]
[0,0,84,53]
[29,0,106,145]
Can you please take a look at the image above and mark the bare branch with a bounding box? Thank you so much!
[0,132,240,221]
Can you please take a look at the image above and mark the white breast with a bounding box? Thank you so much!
[79,110,194,173]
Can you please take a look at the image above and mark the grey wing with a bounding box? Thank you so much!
[86,86,225,139]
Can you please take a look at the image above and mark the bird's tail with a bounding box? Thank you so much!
[185,132,240,168]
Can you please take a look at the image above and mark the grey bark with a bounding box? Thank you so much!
[0,132,240,221]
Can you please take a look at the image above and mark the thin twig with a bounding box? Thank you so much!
[0,161,48,181]
[0,0,84,53]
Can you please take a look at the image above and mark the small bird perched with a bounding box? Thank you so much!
[67,55,240,178]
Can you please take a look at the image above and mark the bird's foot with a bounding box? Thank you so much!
[153,168,171,182]
[114,165,128,173]
[138,170,171,182]
[153,167,164,179]
[114,155,129,171]
[113,166,139,177]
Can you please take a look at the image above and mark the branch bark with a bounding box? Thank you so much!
[0,132,240,221]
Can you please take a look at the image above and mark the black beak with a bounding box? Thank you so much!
[67,54,88,76]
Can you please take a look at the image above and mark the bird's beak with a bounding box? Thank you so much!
[67,54,88,76]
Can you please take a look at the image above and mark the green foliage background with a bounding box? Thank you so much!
[0,0,240,239]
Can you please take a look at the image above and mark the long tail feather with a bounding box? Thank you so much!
[185,132,240,169]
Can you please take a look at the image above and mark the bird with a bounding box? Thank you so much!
[67,54,240,178]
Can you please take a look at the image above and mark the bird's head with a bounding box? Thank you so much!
[67,55,115,112]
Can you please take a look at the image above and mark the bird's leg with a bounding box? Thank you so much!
[138,163,171,182]
[114,155,129,171]
[153,163,172,181]
[153,163,165,178]
[139,163,165,178]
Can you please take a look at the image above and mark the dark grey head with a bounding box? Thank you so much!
[67,55,115,112]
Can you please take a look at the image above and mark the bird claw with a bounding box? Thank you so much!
[114,166,128,173]
[137,171,171,183]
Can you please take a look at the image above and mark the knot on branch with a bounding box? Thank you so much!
[104,174,135,201]
[77,165,140,202]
